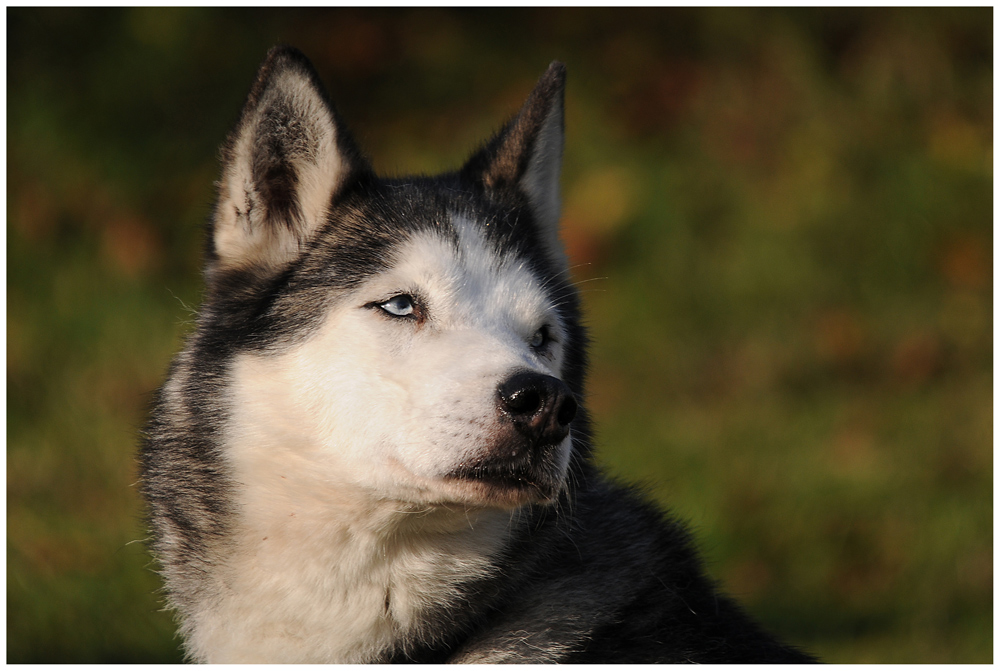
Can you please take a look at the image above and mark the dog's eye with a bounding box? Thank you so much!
[367,293,426,323]
[379,294,416,318]
[530,326,550,350]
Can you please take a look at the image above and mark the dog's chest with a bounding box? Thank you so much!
[185,482,510,663]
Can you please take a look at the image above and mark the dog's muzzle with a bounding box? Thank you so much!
[443,371,577,504]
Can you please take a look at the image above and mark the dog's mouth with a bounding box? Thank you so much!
[449,466,556,497]
[443,438,569,507]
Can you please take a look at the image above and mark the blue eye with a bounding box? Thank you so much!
[380,294,415,318]
[530,326,550,349]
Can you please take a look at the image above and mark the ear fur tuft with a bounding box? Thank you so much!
[210,46,368,275]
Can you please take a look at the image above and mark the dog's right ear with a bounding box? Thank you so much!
[460,62,567,272]
[209,46,369,275]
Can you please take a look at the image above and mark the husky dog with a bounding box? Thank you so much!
[140,46,813,663]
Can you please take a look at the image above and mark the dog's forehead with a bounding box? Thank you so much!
[379,213,551,319]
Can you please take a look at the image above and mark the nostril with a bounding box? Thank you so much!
[498,371,552,418]
[556,395,577,427]
[506,387,542,416]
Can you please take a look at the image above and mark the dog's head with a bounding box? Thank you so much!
[200,47,587,509]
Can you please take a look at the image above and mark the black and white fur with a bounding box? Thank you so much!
[140,46,814,663]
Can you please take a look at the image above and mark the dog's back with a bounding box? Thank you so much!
[140,47,813,663]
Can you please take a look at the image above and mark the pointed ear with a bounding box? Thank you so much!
[462,62,567,270]
[210,46,369,274]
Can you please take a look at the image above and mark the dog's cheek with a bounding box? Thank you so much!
[305,328,413,467]
[379,337,510,473]
[233,315,402,467]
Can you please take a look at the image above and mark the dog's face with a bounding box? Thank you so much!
[229,217,575,508]
[206,49,579,509]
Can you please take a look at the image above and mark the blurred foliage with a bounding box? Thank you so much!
[7,7,992,663]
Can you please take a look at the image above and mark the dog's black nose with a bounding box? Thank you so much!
[497,371,577,445]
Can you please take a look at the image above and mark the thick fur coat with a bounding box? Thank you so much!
[140,46,814,663]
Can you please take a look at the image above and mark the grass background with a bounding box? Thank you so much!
[7,7,992,663]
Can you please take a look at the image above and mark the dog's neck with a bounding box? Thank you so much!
[182,440,513,663]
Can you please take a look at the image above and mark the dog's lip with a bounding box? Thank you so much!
[450,467,545,491]
[438,434,571,506]
[443,463,562,503]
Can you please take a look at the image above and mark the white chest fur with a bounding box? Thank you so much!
[183,471,513,663]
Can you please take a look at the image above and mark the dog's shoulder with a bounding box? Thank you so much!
[446,475,815,663]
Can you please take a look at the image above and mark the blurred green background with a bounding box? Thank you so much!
[7,7,992,663]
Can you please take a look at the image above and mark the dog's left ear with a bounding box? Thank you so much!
[462,62,567,270]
